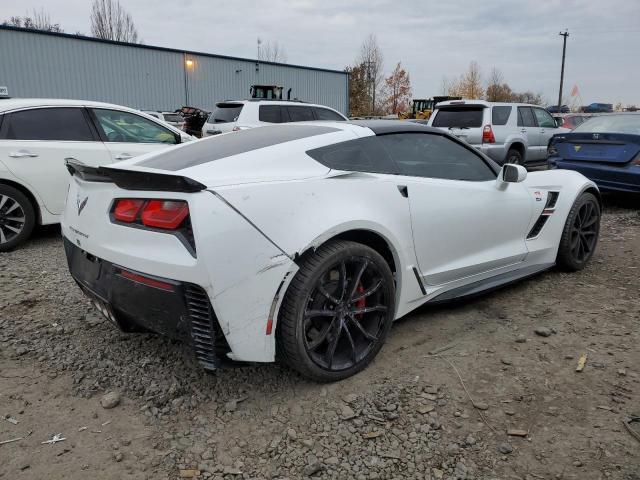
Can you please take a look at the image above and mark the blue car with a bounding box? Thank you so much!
[548,114,640,193]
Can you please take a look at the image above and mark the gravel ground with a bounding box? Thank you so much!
[1,197,639,480]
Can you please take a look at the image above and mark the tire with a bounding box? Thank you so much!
[556,192,600,271]
[0,184,35,252]
[505,148,523,165]
[276,240,396,382]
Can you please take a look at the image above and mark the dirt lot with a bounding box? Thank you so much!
[1,197,638,480]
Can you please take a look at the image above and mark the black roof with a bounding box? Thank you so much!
[348,119,442,135]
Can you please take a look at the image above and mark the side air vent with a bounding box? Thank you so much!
[527,216,549,239]
[184,284,230,371]
[546,191,559,210]
[527,191,559,239]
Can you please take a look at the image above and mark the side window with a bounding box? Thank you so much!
[379,133,495,181]
[492,106,512,126]
[287,106,315,122]
[92,109,176,144]
[533,108,556,128]
[258,105,283,123]
[314,107,345,121]
[5,108,94,141]
[517,107,537,127]
[306,136,398,174]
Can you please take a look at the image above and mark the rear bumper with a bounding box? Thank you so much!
[63,237,231,370]
[550,158,640,193]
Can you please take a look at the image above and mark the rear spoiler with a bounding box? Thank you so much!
[65,159,207,193]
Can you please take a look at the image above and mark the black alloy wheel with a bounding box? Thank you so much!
[557,192,600,271]
[568,199,599,263]
[277,241,395,382]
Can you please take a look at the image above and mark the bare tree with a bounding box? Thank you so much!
[459,61,484,99]
[3,8,63,32]
[90,0,140,43]
[358,34,384,115]
[485,67,514,102]
[257,39,287,63]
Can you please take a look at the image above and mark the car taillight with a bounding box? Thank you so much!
[113,199,144,223]
[482,125,495,144]
[140,200,189,230]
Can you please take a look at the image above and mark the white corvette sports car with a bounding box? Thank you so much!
[61,121,601,381]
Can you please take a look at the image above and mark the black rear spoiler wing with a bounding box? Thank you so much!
[65,159,207,193]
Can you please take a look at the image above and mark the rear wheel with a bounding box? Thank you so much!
[505,148,523,165]
[0,185,35,252]
[556,192,600,271]
[276,240,395,382]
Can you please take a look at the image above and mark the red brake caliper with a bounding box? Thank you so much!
[355,283,366,320]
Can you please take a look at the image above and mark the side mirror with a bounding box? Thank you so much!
[497,164,527,188]
[554,118,562,128]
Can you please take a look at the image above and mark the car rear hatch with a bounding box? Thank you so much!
[430,104,487,144]
[203,102,244,136]
[553,132,640,164]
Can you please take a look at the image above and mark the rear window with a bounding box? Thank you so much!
[208,104,243,124]
[138,124,340,171]
[306,136,398,174]
[432,107,484,128]
[573,115,640,135]
[492,106,512,125]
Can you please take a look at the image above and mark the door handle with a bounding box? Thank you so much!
[520,129,527,133]
[9,150,38,158]
[114,153,133,160]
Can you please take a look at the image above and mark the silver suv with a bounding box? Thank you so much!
[201,100,347,137]
[428,100,569,165]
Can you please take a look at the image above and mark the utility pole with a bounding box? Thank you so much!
[557,31,569,110]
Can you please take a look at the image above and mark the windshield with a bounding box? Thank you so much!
[573,115,640,135]
[208,104,243,124]
[432,107,484,128]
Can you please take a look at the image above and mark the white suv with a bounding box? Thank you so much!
[201,100,347,137]
[0,98,193,250]
[428,100,569,165]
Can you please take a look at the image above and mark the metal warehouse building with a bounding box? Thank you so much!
[0,26,349,114]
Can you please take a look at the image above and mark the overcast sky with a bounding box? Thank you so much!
[5,0,640,106]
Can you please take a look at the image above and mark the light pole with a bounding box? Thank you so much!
[557,31,569,111]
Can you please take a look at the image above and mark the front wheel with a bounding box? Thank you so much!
[276,240,396,382]
[0,185,35,252]
[556,192,600,271]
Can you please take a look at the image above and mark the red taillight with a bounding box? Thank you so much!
[113,199,144,223]
[119,269,174,291]
[140,200,189,230]
[482,125,495,144]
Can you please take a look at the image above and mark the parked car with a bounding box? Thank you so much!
[62,120,600,381]
[143,111,186,130]
[0,98,193,250]
[581,103,613,113]
[547,105,570,114]
[428,100,569,166]
[548,113,640,193]
[201,100,347,137]
[552,113,590,130]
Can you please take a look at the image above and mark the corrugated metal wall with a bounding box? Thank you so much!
[0,27,349,114]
